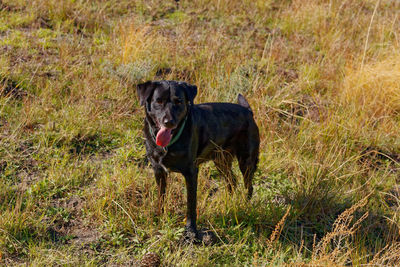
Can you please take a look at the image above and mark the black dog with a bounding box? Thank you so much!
[137,80,259,242]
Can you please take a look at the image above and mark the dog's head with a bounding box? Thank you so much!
[137,80,197,147]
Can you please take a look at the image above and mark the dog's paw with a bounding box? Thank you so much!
[180,228,200,245]
[179,228,217,246]
[199,229,217,246]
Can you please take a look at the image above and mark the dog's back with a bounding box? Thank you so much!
[191,96,259,165]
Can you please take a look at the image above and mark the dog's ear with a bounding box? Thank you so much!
[180,82,197,104]
[137,81,156,106]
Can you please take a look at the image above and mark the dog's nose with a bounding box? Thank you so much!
[163,118,175,128]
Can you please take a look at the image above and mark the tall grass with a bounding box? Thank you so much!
[0,0,400,265]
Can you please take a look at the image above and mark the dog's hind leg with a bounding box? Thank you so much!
[237,127,259,199]
[238,152,257,199]
[214,152,236,193]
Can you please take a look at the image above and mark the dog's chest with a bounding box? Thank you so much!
[149,146,189,172]
[164,149,190,171]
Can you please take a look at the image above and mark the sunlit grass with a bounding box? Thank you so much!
[0,0,400,265]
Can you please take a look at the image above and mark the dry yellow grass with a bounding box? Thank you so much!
[341,53,400,119]
[1,0,400,265]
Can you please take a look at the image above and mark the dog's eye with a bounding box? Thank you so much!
[156,99,163,105]
[174,99,183,105]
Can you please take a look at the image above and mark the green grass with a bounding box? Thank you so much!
[1,0,400,265]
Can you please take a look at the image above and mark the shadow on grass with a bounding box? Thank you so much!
[207,187,399,259]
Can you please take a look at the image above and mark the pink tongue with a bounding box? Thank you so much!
[156,127,172,147]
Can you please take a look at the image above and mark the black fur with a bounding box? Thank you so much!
[137,80,260,240]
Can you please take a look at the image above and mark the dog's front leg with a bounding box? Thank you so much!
[183,167,199,237]
[154,166,167,215]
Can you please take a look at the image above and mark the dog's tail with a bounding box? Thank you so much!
[237,94,253,113]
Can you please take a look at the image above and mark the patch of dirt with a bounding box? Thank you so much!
[69,224,101,245]
[46,195,102,246]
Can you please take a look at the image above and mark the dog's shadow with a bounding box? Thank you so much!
[198,179,398,256]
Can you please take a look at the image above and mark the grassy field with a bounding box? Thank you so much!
[1,0,400,265]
